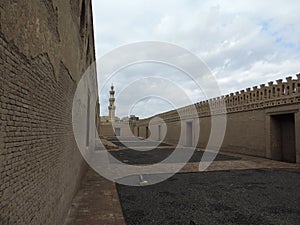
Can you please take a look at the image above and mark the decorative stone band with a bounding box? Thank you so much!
[149,74,300,120]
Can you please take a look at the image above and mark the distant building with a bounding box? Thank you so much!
[99,85,139,137]
[100,85,118,123]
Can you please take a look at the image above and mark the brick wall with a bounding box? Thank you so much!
[0,35,86,225]
[0,1,98,225]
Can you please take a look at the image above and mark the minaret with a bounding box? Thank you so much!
[108,84,116,122]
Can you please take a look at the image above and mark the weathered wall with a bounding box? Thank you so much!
[99,119,139,137]
[0,1,97,225]
[99,124,115,137]
[221,109,266,156]
[99,123,133,137]
[135,76,300,163]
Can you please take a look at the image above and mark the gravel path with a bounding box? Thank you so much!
[109,148,240,165]
[117,169,300,225]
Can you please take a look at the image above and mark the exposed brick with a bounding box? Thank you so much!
[0,0,97,224]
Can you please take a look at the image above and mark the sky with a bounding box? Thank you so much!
[91,0,300,118]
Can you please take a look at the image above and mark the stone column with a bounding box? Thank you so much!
[276,79,283,97]
[260,84,266,100]
[253,86,258,101]
[286,76,293,95]
[268,82,274,99]
[246,88,251,103]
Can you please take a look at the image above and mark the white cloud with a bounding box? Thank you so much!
[92,0,300,118]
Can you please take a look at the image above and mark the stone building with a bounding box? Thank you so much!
[108,84,116,123]
[134,75,300,164]
[0,1,99,225]
[100,85,117,124]
[99,85,139,137]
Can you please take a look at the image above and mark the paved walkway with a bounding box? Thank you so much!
[65,140,300,225]
[182,149,300,173]
[64,168,126,225]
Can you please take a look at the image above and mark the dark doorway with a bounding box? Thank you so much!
[137,127,140,137]
[186,122,193,147]
[115,128,121,136]
[270,113,296,163]
[146,126,149,138]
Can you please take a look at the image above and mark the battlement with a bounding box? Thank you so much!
[153,74,300,119]
[221,74,300,113]
[134,74,300,165]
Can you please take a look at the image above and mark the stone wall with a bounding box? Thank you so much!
[135,75,300,163]
[99,124,115,137]
[0,1,98,225]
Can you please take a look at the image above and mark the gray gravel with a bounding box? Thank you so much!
[109,148,240,165]
[117,169,300,225]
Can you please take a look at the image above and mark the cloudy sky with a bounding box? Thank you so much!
[92,0,300,118]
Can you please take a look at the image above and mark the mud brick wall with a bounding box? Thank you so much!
[0,35,86,225]
[135,76,300,162]
[0,1,97,225]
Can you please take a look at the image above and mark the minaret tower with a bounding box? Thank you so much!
[108,84,116,122]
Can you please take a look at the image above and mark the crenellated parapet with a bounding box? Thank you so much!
[146,74,300,121]
[222,74,300,114]
[196,74,300,116]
